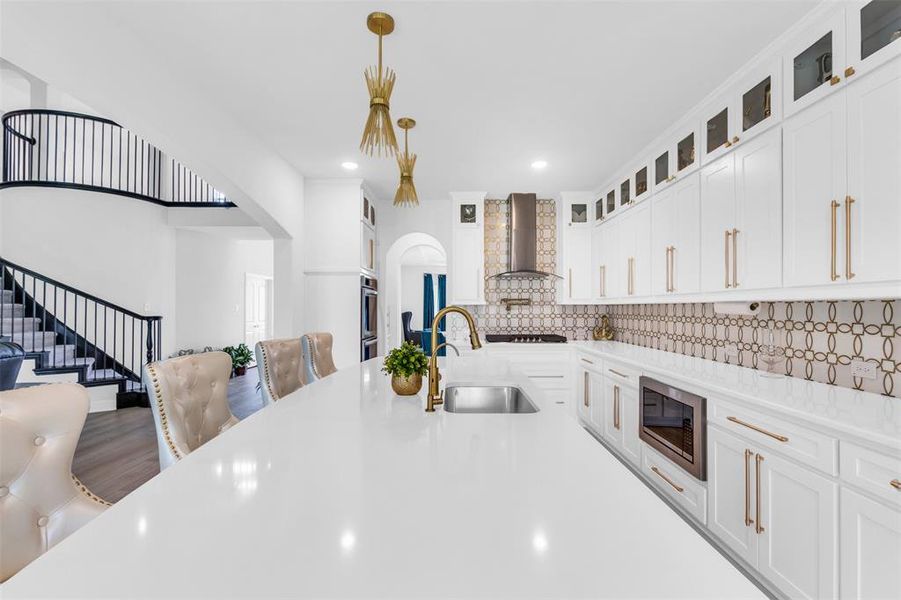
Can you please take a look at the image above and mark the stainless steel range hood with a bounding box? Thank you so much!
[488,193,562,279]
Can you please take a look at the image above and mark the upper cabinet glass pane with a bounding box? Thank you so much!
[620,180,631,205]
[460,204,477,224]
[595,199,604,220]
[793,32,833,101]
[635,167,648,196]
[742,77,772,131]
[571,203,588,223]
[860,0,901,60]
[606,191,616,215]
[706,108,728,154]
[677,133,695,171]
[655,152,669,184]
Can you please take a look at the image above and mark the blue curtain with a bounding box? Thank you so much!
[422,273,434,331]
[421,273,446,357]
[437,274,447,331]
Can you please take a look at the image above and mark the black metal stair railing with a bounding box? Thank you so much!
[1,109,235,207]
[0,257,162,392]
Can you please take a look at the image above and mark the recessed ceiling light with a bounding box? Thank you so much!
[531,160,548,170]
[341,161,359,171]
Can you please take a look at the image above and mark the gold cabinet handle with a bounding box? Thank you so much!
[732,136,740,144]
[613,384,621,430]
[755,453,764,534]
[724,140,732,148]
[583,371,589,407]
[890,479,901,490]
[724,229,732,288]
[830,75,841,86]
[568,268,573,298]
[744,449,754,527]
[732,228,739,288]
[651,466,684,493]
[580,358,594,365]
[844,66,856,78]
[727,416,789,442]
[608,368,629,379]
[831,200,840,281]
[601,265,606,297]
[369,239,375,269]
[669,246,675,292]
[845,196,855,280]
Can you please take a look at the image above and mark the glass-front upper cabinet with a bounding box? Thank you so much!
[568,202,588,225]
[634,165,649,201]
[784,8,846,116]
[653,123,700,192]
[847,0,901,77]
[605,189,616,217]
[620,179,631,206]
[595,198,604,221]
[653,151,669,189]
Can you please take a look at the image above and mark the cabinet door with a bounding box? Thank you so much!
[702,102,734,164]
[361,224,376,273]
[588,370,605,433]
[846,58,901,284]
[707,427,759,566]
[840,487,901,600]
[699,154,737,293]
[734,127,782,291]
[651,188,677,296]
[629,203,652,297]
[600,221,621,298]
[563,226,592,302]
[784,8,847,117]
[602,377,624,448]
[670,173,701,295]
[783,91,848,288]
[757,450,839,600]
[846,0,901,79]
[450,227,483,304]
[618,384,640,466]
[577,368,591,424]
[591,224,605,300]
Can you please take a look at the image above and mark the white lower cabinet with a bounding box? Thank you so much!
[576,357,604,432]
[600,370,640,466]
[641,444,707,524]
[840,487,901,600]
[707,426,838,599]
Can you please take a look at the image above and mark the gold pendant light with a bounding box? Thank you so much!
[360,12,398,156]
[394,117,418,207]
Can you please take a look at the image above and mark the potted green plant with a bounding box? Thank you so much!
[223,343,254,377]
[382,342,429,395]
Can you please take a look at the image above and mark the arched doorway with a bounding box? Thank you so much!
[383,233,447,351]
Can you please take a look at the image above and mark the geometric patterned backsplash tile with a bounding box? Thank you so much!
[450,197,901,398]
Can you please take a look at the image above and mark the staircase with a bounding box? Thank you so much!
[1,259,162,407]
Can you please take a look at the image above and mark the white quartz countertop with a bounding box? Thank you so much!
[570,341,901,452]
[4,356,764,599]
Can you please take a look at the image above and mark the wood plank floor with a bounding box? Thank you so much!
[72,369,266,503]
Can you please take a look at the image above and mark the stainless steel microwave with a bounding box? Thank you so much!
[639,376,707,481]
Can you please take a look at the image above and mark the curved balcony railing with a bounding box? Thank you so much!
[1,109,234,207]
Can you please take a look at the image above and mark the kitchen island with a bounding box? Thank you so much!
[4,356,765,599]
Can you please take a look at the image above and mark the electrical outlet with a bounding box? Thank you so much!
[851,360,878,380]
[724,343,739,358]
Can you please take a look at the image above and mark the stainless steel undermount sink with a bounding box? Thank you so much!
[443,385,539,414]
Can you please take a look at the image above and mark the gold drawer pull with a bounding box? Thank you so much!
[830,75,841,86]
[831,199,840,281]
[651,466,684,493]
[844,66,856,78]
[845,196,855,280]
[613,385,621,430]
[724,229,731,288]
[891,479,901,491]
[727,416,789,442]
[608,368,629,379]
[755,453,765,534]
[580,358,594,365]
[744,449,754,527]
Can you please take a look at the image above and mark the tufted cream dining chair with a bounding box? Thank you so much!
[143,351,238,470]
[254,338,304,405]
[0,383,110,583]
[301,332,338,383]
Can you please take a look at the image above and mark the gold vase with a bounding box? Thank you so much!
[391,373,423,396]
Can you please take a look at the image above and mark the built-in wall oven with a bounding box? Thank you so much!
[639,376,707,481]
[361,276,378,361]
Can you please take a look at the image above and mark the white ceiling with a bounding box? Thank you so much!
[97,1,818,201]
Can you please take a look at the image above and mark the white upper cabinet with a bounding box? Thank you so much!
[652,122,701,193]
[846,0,901,80]
[618,203,652,298]
[595,220,619,299]
[783,91,847,288]
[652,173,700,296]
[700,154,738,293]
[845,57,901,284]
[449,192,486,305]
[784,8,847,117]
[361,222,376,274]
[561,193,593,304]
[632,161,652,204]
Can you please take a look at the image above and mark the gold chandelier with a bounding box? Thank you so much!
[360,12,398,156]
[394,117,418,206]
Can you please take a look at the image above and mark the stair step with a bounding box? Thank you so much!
[0,304,26,318]
[0,290,13,302]
[7,331,57,352]
[88,368,127,382]
[0,317,43,332]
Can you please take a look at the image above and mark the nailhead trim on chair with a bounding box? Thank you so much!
[258,345,280,401]
[304,335,322,380]
[146,363,184,461]
[71,474,112,507]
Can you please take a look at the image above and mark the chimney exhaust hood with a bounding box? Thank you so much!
[488,193,562,280]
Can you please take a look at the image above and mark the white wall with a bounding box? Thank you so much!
[0,187,178,355]
[174,229,273,351]
[400,265,447,331]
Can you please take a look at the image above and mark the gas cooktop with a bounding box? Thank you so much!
[485,334,568,344]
